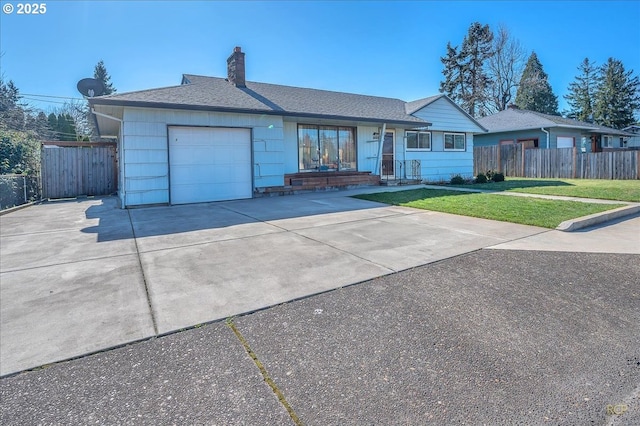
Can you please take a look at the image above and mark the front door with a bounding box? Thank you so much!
[381,131,394,178]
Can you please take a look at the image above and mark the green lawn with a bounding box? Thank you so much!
[355,189,625,229]
[451,178,640,202]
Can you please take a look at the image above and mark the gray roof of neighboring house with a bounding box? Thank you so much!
[477,108,631,136]
[89,74,428,126]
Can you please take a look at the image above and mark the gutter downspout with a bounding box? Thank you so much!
[541,127,550,149]
[91,108,125,208]
[374,123,387,177]
[91,108,123,125]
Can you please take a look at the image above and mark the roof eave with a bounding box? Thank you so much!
[481,123,603,134]
[89,98,429,127]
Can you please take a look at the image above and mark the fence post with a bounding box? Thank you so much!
[609,152,613,180]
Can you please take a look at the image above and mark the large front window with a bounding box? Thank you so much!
[298,125,356,171]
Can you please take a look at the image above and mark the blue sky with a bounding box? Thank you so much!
[1,0,639,114]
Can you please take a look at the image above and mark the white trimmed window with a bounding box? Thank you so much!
[602,135,613,148]
[444,133,466,151]
[406,131,431,150]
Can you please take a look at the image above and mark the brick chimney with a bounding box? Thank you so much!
[227,46,246,87]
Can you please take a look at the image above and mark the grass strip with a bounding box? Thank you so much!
[355,189,625,228]
[450,178,640,202]
[226,318,303,426]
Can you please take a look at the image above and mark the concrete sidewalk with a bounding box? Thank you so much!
[1,186,639,377]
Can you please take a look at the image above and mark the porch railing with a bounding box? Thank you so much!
[381,160,421,181]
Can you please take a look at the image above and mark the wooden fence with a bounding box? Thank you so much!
[41,142,118,199]
[474,145,640,180]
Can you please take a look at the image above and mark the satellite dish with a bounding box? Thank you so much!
[77,78,105,97]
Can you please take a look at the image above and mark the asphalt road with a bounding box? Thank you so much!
[1,249,639,425]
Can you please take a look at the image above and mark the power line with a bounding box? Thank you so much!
[22,97,74,105]
[21,93,86,101]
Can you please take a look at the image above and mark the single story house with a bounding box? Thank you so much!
[474,105,633,152]
[622,125,640,148]
[89,47,486,208]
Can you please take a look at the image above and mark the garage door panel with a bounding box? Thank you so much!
[233,149,251,162]
[168,127,252,205]
[171,165,216,184]
[171,147,215,165]
[170,186,215,204]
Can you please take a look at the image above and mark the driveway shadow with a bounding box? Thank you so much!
[80,195,387,243]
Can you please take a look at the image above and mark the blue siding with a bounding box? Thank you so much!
[411,97,485,133]
[474,128,597,152]
[121,107,284,207]
[474,129,547,147]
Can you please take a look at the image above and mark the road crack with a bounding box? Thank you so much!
[226,318,303,426]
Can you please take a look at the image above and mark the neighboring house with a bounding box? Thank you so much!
[89,47,485,208]
[622,125,640,148]
[475,106,633,153]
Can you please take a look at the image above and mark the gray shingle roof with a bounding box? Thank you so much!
[404,94,443,115]
[478,108,631,136]
[90,74,427,126]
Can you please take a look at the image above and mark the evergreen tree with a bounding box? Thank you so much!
[84,60,116,141]
[0,79,25,130]
[55,113,78,141]
[440,42,464,106]
[564,58,598,121]
[440,22,494,117]
[64,114,78,140]
[515,52,559,114]
[0,79,19,113]
[593,58,640,129]
[93,60,116,95]
[47,113,58,139]
[0,79,44,175]
[460,22,494,117]
[56,113,69,139]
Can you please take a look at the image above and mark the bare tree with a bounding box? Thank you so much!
[485,25,526,113]
[48,99,91,140]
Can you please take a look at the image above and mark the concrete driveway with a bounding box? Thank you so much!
[1,188,638,377]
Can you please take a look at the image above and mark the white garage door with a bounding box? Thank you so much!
[168,127,252,205]
[557,137,574,149]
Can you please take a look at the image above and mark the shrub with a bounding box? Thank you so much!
[485,170,494,181]
[450,174,465,185]
[491,172,505,182]
[475,173,488,184]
